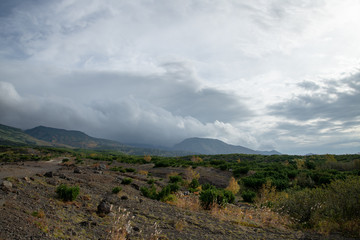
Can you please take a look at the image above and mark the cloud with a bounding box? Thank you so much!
[270,73,360,122]
[0,61,254,146]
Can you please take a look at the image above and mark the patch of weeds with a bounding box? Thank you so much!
[112,186,122,194]
[147,178,156,184]
[56,184,80,201]
[125,168,136,173]
[121,178,133,185]
[110,166,123,172]
[31,210,45,218]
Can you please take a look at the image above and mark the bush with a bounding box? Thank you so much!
[199,188,218,210]
[199,188,235,210]
[125,168,136,173]
[189,178,199,189]
[275,177,360,236]
[169,175,182,183]
[140,184,158,199]
[121,178,132,185]
[112,186,122,194]
[241,190,256,203]
[56,184,80,201]
[147,178,156,184]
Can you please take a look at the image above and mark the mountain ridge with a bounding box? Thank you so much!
[173,137,281,155]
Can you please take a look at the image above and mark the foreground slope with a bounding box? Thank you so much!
[1,158,344,240]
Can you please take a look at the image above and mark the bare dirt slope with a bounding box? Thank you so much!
[0,159,356,240]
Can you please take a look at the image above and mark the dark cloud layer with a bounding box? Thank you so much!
[271,73,360,122]
[0,62,252,146]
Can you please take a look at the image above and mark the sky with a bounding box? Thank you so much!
[0,0,359,154]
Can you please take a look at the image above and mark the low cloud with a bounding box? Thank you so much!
[0,62,254,147]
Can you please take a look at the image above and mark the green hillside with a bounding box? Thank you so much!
[0,124,52,146]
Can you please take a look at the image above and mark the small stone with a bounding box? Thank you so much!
[1,180,12,191]
[23,177,31,183]
[74,168,82,174]
[121,195,129,200]
[44,171,53,178]
[97,200,113,215]
[131,183,140,190]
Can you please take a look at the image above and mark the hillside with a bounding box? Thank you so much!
[25,126,128,150]
[173,137,280,155]
[24,126,192,156]
[0,124,52,147]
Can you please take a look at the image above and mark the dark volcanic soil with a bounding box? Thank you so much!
[0,159,356,240]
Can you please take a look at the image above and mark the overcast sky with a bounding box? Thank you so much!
[0,0,359,154]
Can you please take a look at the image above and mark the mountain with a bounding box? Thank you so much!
[0,124,52,146]
[173,137,281,155]
[24,125,192,156]
[25,126,128,150]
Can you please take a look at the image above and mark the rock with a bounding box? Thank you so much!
[23,177,31,183]
[93,170,103,174]
[44,172,53,178]
[131,183,140,190]
[1,180,13,191]
[121,195,129,200]
[46,178,59,186]
[59,174,67,179]
[97,200,113,215]
[74,168,82,174]
[99,164,107,170]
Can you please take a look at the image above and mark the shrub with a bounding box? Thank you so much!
[56,184,80,201]
[147,178,156,184]
[140,184,158,199]
[189,178,199,189]
[199,188,235,210]
[125,168,136,173]
[110,166,123,172]
[121,178,132,185]
[112,186,122,194]
[241,190,256,203]
[225,177,240,194]
[199,188,218,210]
[169,175,182,183]
[233,166,249,177]
[275,177,360,236]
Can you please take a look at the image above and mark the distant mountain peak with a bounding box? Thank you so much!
[173,137,280,155]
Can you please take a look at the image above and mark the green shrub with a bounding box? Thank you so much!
[241,190,256,203]
[275,177,360,236]
[199,188,235,210]
[233,166,250,177]
[141,183,180,201]
[147,178,156,184]
[189,178,199,189]
[169,175,182,183]
[110,166,123,172]
[112,186,122,194]
[121,178,132,185]
[140,184,158,199]
[199,188,218,210]
[125,168,136,173]
[56,184,80,201]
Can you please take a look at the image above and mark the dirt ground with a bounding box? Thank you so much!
[0,159,357,240]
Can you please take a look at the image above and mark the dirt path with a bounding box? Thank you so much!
[0,157,65,179]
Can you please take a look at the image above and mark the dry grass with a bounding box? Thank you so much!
[170,193,201,212]
[138,170,149,176]
[209,204,291,230]
[107,207,134,240]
